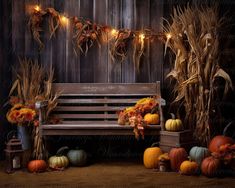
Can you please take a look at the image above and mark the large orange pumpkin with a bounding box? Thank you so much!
[201,156,220,177]
[169,147,188,171]
[27,160,47,173]
[208,135,234,153]
[143,144,163,169]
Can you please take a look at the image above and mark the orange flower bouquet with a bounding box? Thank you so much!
[6,102,37,126]
[118,97,160,139]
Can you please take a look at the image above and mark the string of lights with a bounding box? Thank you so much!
[27,4,171,66]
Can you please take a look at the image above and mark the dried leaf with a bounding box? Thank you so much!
[213,68,233,95]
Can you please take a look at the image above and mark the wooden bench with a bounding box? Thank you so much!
[36,82,164,137]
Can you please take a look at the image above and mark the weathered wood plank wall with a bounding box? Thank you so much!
[0,0,164,159]
[0,0,13,159]
[1,0,235,159]
[11,0,164,84]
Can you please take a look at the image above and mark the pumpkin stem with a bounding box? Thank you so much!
[56,146,69,156]
[151,142,159,147]
[223,121,233,136]
[151,105,158,114]
[188,156,192,161]
[169,113,175,119]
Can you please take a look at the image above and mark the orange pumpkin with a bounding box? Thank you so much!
[143,143,163,169]
[180,160,198,175]
[27,160,47,173]
[144,113,160,125]
[201,156,220,177]
[169,147,188,171]
[208,135,234,153]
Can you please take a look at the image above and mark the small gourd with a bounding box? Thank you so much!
[48,146,69,170]
[27,160,47,173]
[180,160,198,175]
[144,113,160,125]
[143,143,163,169]
[67,148,87,166]
[165,113,183,131]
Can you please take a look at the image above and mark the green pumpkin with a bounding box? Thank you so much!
[189,146,210,166]
[48,146,69,169]
[67,149,87,166]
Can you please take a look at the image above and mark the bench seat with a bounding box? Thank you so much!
[37,82,164,137]
[40,124,161,136]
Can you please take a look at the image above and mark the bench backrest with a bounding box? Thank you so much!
[51,82,163,126]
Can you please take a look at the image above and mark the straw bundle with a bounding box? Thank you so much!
[163,4,233,146]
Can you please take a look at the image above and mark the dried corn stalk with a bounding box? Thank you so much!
[163,4,233,146]
[132,30,153,72]
[133,33,145,72]
[109,30,132,63]
[46,8,61,39]
[10,59,60,159]
[72,18,102,56]
[28,9,47,49]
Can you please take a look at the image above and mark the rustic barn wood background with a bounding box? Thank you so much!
[1,0,235,159]
[13,0,164,83]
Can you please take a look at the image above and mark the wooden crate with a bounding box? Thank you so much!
[159,130,197,152]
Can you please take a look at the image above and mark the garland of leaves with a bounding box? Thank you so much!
[27,6,164,71]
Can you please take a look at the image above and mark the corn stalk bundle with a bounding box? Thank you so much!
[10,58,59,159]
[163,4,233,146]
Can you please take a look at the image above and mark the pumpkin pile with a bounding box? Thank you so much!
[27,146,89,173]
[118,97,160,139]
[144,135,234,177]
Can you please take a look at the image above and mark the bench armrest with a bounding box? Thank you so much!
[35,100,48,125]
[160,98,166,106]
[158,98,166,130]
[35,100,48,109]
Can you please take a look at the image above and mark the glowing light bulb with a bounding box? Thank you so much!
[166,33,172,39]
[34,5,41,12]
[60,16,69,26]
[111,29,118,36]
[139,33,145,40]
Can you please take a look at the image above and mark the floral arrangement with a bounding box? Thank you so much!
[118,97,160,139]
[212,143,235,167]
[6,102,37,126]
[6,58,59,160]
